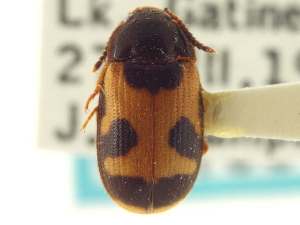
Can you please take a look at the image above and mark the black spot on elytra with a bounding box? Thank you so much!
[152,174,195,208]
[102,173,197,211]
[169,117,202,160]
[100,119,137,157]
[103,176,152,209]
[124,62,182,95]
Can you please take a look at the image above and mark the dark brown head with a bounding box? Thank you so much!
[107,7,196,64]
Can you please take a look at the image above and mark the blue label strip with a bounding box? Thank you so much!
[74,156,300,204]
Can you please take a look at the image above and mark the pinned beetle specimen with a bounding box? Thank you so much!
[82,7,216,214]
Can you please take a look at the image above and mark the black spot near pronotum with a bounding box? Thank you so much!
[124,62,183,95]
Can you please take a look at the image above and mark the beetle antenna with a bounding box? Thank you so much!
[164,8,217,54]
[93,45,108,72]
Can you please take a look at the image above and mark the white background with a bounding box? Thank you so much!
[1,0,300,225]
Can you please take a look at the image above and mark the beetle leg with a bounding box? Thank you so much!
[85,71,106,113]
[84,85,100,112]
[81,106,98,131]
[202,140,209,156]
[85,46,108,112]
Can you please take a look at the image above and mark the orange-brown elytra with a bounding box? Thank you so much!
[82,7,216,214]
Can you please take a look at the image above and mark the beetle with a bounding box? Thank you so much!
[82,7,216,214]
